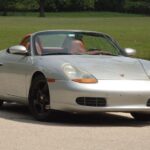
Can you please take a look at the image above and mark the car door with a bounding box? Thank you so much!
[1,36,33,102]
[1,50,32,102]
[0,51,6,98]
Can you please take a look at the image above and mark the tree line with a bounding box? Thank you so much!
[0,0,150,16]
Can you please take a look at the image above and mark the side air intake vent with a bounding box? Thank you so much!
[76,97,107,107]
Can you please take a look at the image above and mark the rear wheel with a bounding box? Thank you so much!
[131,112,150,121]
[29,75,52,121]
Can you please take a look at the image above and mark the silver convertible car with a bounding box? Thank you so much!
[0,30,150,121]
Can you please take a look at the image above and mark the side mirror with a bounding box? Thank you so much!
[9,45,28,55]
[124,48,136,57]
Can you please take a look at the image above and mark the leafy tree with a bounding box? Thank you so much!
[0,0,150,15]
[95,0,125,12]
[45,0,57,12]
[39,0,46,17]
[83,0,95,10]
[16,0,38,11]
[125,0,150,14]
[0,0,17,16]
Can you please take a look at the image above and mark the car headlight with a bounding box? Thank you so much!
[63,64,97,83]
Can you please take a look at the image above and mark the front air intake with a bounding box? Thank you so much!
[76,97,107,107]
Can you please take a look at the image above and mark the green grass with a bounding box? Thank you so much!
[0,11,145,17]
[0,12,150,59]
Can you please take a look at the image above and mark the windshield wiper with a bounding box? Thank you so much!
[42,52,85,56]
[98,51,117,56]
[87,50,117,56]
[42,52,72,56]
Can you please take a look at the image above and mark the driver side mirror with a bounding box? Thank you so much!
[124,48,136,57]
[9,45,28,55]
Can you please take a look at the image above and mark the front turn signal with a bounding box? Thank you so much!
[72,78,98,84]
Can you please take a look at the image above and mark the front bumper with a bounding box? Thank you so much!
[48,80,150,113]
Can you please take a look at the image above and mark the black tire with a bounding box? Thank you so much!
[0,100,3,107]
[131,112,150,121]
[29,75,52,121]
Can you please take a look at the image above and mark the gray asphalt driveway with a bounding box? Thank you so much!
[0,104,150,150]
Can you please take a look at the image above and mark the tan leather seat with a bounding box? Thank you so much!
[20,34,31,50]
[35,37,43,55]
[70,40,86,54]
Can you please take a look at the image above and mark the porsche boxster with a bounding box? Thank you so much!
[0,30,150,121]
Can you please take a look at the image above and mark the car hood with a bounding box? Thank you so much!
[58,55,149,80]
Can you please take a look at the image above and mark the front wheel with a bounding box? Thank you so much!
[131,112,150,121]
[29,75,52,121]
[0,100,3,107]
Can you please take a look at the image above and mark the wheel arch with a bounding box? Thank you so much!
[31,71,46,83]
[28,71,47,100]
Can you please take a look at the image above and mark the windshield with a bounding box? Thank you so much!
[33,31,122,56]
